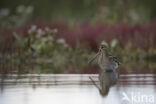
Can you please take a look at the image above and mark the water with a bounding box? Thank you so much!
[0,73,156,104]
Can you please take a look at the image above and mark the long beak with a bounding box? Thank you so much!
[88,52,100,64]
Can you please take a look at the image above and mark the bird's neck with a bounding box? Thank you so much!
[101,49,109,56]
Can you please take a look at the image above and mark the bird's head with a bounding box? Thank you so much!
[100,41,108,51]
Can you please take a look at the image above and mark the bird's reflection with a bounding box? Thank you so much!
[90,70,118,97]
[99,70,118,97]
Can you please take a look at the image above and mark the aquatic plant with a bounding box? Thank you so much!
[0,20,156,71]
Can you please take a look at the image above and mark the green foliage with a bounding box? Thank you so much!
[110,39,118,49]
[0,5,33,28]
[13,32,28,48]
[0,0,155,24]
[1,36,156,72]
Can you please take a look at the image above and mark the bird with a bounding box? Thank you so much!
[88,41,120,72]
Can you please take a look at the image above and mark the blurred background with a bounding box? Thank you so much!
[0,0,156,74]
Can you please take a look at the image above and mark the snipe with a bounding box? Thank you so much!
[88,41,120,72]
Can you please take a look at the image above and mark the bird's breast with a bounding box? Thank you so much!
[98,53,109,66]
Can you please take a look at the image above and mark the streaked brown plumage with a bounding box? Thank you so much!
[88,42,120,71]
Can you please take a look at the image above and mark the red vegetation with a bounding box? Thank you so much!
[0,20,156,51]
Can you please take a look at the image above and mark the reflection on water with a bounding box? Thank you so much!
[99,71,118,97]
[89,71,118,97]
[0,72,156,104]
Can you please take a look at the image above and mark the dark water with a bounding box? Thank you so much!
[0,71,156,104]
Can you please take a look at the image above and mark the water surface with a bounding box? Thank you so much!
[0,73,156,104]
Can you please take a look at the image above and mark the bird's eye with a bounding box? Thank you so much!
[101,46,105,49]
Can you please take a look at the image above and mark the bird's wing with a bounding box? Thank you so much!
[88,52,100,64]
[113,57,120,65]
[108,54,120,65]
